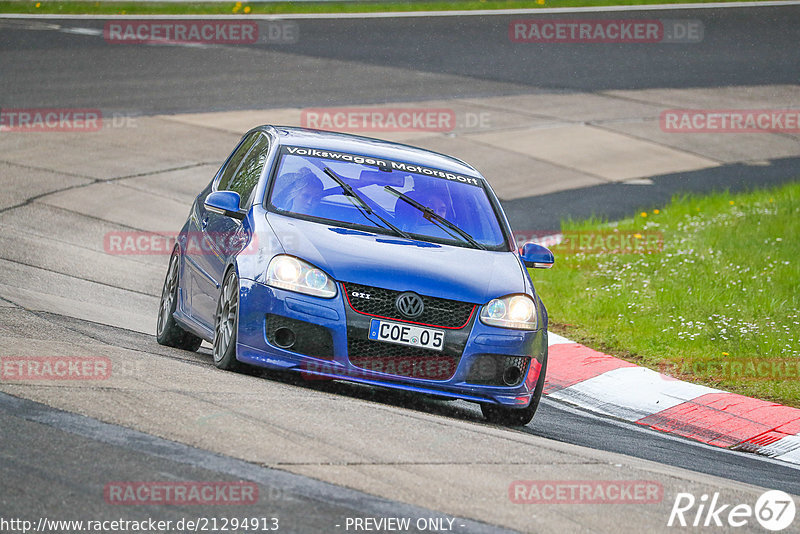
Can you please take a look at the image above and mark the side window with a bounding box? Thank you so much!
[226,134,270,207]
[216,133,259,192]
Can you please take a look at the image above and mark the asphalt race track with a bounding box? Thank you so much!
[1,3,800,533]
[2,5,799,109]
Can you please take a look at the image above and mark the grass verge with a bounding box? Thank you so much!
[0,0,774,16]
[533,181,800,407]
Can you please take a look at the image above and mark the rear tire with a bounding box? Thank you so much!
[156,250,203,351]
[481,355,548,427]
[212,269,244,371]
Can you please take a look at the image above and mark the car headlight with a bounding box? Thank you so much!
[480,294,537,330]
[266,255,337,298]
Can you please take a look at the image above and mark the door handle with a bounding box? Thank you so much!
[201,215,209,230]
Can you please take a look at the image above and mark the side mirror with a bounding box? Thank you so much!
[205,191,245,220]
[520,242,554,269]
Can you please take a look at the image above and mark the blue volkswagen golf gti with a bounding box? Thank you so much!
[156,126,554,426]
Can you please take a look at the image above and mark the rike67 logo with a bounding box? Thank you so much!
[668,490,796,531]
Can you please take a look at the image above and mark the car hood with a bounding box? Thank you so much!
[266,213,526,304]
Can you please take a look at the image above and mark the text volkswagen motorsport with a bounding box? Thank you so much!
[157,126,554,425]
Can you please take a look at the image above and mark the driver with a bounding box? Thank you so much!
[395,190,451,233]
[275,169,324,215]
[425,195,449,219]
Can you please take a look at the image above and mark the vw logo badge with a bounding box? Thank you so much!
[396,292,424,319]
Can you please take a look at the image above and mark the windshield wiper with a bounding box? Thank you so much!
[323,168,412,240]
[384,186,486,250]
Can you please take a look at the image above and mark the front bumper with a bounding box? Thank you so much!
[235,278,547,407]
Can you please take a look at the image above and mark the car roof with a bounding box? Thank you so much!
[258,125,483,180]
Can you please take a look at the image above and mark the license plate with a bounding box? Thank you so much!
[368,319,445,351]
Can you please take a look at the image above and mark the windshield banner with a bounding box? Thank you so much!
[282,146,482,187]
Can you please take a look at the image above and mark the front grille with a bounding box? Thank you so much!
[343,282,475,328]
[347,337,459,381]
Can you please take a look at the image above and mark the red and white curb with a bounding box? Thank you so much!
[544,332,800,465]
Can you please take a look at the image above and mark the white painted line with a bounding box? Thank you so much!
[549,365,721,422]
[761,435,800,464]
[59,27,102,35]
[547,331,573,346]
[773,440,800,465]
[1,1,799,20]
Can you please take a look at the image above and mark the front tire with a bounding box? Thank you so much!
[213,269,243,371]
[156,250,203,351]
[481,355,548,427]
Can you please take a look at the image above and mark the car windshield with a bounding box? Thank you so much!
[267,146,507,249]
